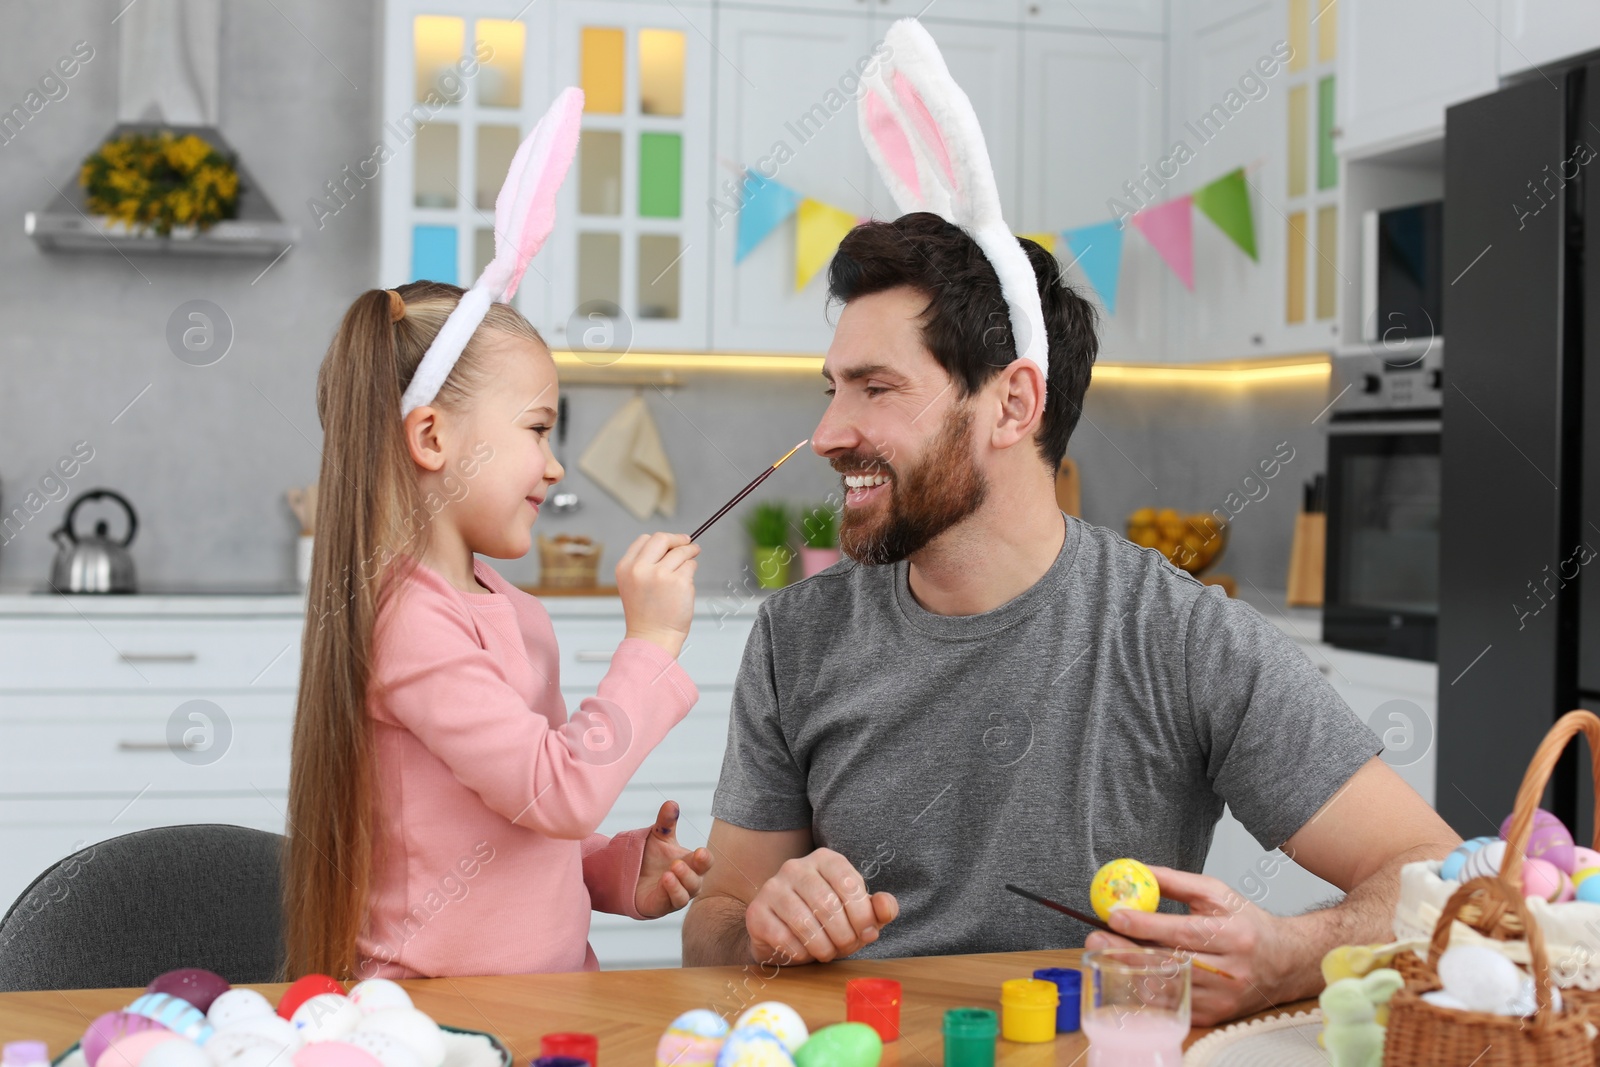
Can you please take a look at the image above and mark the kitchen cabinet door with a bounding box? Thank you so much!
[710,7,879,353]
[544,0,713,353]
[1020,28,1166,361]
[1498,0,1600,79]
[1022,0,1163,36]
[1337,0,1498,158]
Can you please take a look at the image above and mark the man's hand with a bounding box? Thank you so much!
[746,848,899,964]
[635,801,713,919]
[1083,865,1291,1027]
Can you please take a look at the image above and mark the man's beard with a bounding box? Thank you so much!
[837,404,988,566]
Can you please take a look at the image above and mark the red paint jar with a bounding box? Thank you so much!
[539,1033,598,1067]
[845,977,902,1041]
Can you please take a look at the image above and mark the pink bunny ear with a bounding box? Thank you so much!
[488,86,584,301]
[864,87,923,204]
[891,69,955,192]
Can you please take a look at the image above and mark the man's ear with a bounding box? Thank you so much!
[990,359,1046,451]
[402,405,449,472]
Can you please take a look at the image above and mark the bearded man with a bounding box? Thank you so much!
[681,212,1459,1025]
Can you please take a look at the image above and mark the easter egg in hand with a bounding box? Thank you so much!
[794,1023,883,1067]
[1089,858,1160,923]
[734,1004,808,1055]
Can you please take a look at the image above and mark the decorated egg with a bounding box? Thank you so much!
[1440,839,1495,881]
[347,980,413,1017]
[1578,875,1600,904]
[1521,857,1571,902]
[292,1044,385,1067]
[279,976,345,1021]
[208,990,276,1030]
[139,1040,213,1067]
[1501,809,1577,873]
[204,1032,291,1067]
[793,1023,883,1067]
[96,1032,182,1067]
[83,1012,170,1067]
[339,1031,424,1067]
[714,1027,794,1067]
[147,969,231,1015]
[1571,846,1600,871]
[656,1030,724,1067]
[1438,945,1524,1013]
[1461,840,1508,882]
[1573,865,1600,891]
[219,1014,303,1052]
[1089,858,1160,922]
[291,995,360,1044]
[667,1010,730,1040]
[734,1004,808,1054]
[129,995,214,1046]
[352,1010,445,1067]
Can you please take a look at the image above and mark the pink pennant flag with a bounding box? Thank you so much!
[1132,196,1194,291]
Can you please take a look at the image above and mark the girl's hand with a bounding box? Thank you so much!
[617,532,699,658]
[635,800,713,919]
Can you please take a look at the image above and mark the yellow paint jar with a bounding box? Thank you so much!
[1000,978,1059,1043]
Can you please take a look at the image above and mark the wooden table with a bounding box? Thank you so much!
[0,950,1315,1064]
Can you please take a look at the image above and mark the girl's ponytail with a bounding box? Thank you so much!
[283,281,544,980]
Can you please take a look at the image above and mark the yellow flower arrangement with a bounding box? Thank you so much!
[79,131,241,236]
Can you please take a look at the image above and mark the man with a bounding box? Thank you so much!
[681,212,1460,1025]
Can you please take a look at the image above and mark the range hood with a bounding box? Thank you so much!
[24,0,296,258]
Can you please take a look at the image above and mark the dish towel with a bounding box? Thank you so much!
[578,394,678,521]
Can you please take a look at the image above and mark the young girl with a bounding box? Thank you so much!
[283,280,710,980]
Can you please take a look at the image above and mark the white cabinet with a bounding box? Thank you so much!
[1020,27,1166,359]
[1336,0,1498,158]
[1023,0,1163,35]
[1497,0,1600,79]
[0,596,756,972]
[1202,639,1438,917]
[710,7,878,353]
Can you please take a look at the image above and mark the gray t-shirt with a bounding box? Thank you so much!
[710,513,1382,957]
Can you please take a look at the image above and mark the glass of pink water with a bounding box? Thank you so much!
[1081,947,1192,1067]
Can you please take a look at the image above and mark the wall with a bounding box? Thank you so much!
[0,2,1327,606]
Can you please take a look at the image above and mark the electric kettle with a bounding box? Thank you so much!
[49,488,138,593]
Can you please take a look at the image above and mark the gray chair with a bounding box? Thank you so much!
[0,824,285,991]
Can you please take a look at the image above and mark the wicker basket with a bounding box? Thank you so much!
[1383,876,1594,1066]
[537,534,602,589]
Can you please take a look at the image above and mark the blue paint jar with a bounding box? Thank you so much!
[1033,966,1082,1032]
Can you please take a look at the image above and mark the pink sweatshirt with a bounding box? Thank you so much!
[354,556,698,978]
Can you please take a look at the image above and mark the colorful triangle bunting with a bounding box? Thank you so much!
[1193,168,1258,261]
[1132,195,1195,290]
[795,199,859,292]
[736,173,803,263]
[1062,221,1127,315]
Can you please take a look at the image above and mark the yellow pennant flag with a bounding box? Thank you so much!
[1018,232,1058,256]
[795,199,859,292]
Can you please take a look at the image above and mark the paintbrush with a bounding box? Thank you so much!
[1004,883,1237,981]
[689,439,809,543]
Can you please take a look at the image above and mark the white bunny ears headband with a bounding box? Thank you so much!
[399,87,584,418]
[856,20,1050,409]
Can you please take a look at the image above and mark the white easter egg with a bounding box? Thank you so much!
[1438,945,1524,1013]
[733,1003,808,1054]
[205,1033,287,1067]
[338,1032,423,1067]
[347,981,413,1017]
[1421,990,1469,1011]
[221,1015,304,1052]
[207,991,275,1031]
[1506,974,1564,1017]
[352,1010,444,1067]
[1461,840,1507,882]
[292,995,360,1044]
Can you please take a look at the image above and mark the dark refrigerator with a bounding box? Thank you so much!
[1440,64,1600,842]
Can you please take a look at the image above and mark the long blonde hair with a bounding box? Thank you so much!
[283,280,543,980]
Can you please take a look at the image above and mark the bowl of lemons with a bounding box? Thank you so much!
[1125,507,1228,576]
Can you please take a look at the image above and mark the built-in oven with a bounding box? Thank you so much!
[1322,346,1443,661]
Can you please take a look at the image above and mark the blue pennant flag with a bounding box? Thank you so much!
[1062,220,1127,315]
[736,172,803,263]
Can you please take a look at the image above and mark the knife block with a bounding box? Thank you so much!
[1286,512,1325,607]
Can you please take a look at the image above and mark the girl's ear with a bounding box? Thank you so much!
[402,406,448,472]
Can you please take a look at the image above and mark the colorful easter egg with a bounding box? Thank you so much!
[1461,840,1507,882]
[1578,876,1600,904]
[715,1027,794,1067]
[351,1010,444,1067]
[128,994,214,1046]
[1574,866,1600,890]
[656,1031,724,1067]
[1571,847,1600,871]
[208,990,275,1031]
[147,969,231,1015]
[83,1012,170,1067]
[734,1004,808,1055]
[1501,809,1576,873]
[291,995,360,1044]
[96,1032,183,1067]
[291,1044,385,1067]
[1521,857,1570,902]
[1440,846,1473,881]
[278,976,345,1021]
[667,1010,731,1040]
[347,980,413,1017]
[793,1024,883,1067]
[1089,858,1160,923]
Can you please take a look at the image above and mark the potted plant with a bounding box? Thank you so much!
[743,501,793,590]
[798,502,841,578]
